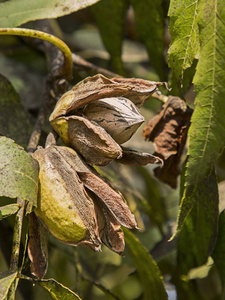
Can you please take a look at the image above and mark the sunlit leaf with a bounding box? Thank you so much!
[176,0,225,231]
[168,0,200,81]
[131,0,166,80]
[0,137,39,205]
[0,271,17,300]
[0,204,19,220]
[0,74,33,148]
[37,278,82,300]
[177,168,218,274]
[91,0,129,75]
[124,228,168,300]
[0,0,101,27]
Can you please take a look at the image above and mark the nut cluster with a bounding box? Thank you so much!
[32,74,163,256]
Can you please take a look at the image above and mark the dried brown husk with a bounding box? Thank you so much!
[50,74,162,120]
[143,96,192,188]
[49,74,163,166]
[32,145,137,253]
[33,145,101,251]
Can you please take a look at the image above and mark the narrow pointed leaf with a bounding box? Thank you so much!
[168,0,200,80]
[177,168,218,275]
[131,0,166,80]
[0,271,17,300]
[0,0,101,27]
[124,229,168,300]
[91,0,129,75]
[0,204,20,220]
[177,0,225,231]
[37,278,82,300]
[0,137,39,205]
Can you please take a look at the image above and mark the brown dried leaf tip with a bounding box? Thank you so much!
[32,145,138,256]
[143,96,193,188]
[49,74,163,166]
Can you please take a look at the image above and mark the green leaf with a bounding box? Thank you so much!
[168,0,200,81]
[91,0,129,75]
[212,210,225,288]
[0,271,17,300]
[0,74,33,148]
[124,228,168,300]
[0,137,39,205]
[177,168,218,275]
[176,0,225,231]
[37,278,82,300]
[0,0,101,27]
[0,204,19,220]
[131,0,166,80]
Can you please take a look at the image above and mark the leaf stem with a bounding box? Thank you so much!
[0,27,73,82]
[10,198,25,272]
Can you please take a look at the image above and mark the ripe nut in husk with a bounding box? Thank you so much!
[83,97,144,144]
[33,145,101,250]
[49,74,163,166]
[33,145,137,253]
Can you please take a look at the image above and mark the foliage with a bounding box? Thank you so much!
[1,0,225,299]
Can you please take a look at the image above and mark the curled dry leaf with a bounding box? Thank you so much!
[143,96,192,188]
[117,147,163,166]
[32,145,137,257]
[49,74,163,166]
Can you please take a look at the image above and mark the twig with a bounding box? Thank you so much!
[81,275,121,300]
[72,53,120,78]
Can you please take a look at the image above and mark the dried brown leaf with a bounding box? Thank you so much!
[143,96,192,188]
[117,147,163,166]
[28,212,48,279]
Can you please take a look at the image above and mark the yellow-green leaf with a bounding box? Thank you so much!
[0,0,101,27]
[0,204,20,220]
[0,137,39,205]
[0,271,17,300]
[37,278,82,300]
[168,0,200,80]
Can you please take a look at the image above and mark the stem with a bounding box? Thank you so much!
[72,53,120,78]
[10,199,25,272]
[0,27,73,82]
